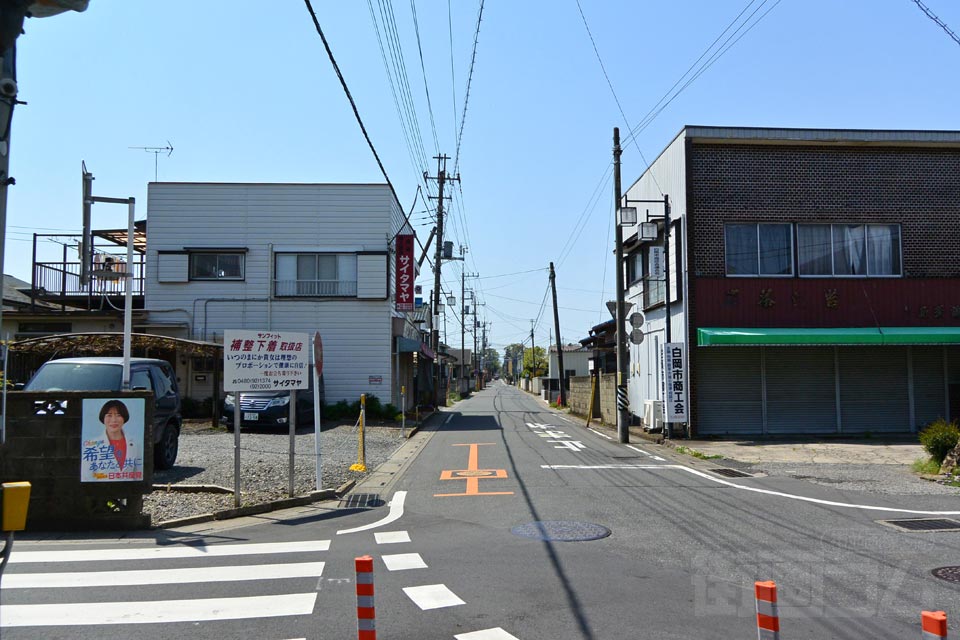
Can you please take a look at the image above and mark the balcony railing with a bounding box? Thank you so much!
[34,260,145,297]
[274,279,358,297]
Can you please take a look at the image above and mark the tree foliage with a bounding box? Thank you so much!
[523,346,547,378]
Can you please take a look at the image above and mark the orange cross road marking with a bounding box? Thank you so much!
[434,443,513,497]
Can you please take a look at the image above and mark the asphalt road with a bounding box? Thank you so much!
[4,382,960,639]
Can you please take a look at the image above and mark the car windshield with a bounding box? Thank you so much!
[24,363,123,391]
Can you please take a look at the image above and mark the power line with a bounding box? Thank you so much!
[303,0,401,207]
[410,0,440,153]
[911,0,960,47]
[453,0,485,176]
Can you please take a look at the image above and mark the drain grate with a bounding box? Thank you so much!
[511,521,611,542]
[880,518,960,532]
[710,468,752,478]
[932,566,960,583]
[338,493,384,509]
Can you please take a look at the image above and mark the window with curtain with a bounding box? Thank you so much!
[797,223,900,277]
[274,253,358,296]
[724,223,792,276]
[189,252,245,280]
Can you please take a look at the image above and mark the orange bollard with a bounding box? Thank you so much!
[923,611,948,639]
[754,581,780,640]
[355,555,376,639]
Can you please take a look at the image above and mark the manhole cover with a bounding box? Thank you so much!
[711,468,752,478]
[511,521,611,542]
[880,518,960,532]
[338,493,384,509]
[932,566,960,583]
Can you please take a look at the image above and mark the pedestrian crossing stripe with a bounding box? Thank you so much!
[9,539,331,564]
[2,561,326,589]
[1,593,319,627]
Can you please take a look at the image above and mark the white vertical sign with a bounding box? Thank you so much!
[661,342,687,423]
[649,246,664,280]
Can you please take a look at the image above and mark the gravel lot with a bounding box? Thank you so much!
[144,419,408,525]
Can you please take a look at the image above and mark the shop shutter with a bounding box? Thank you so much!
[839,347,909,433]
[766,347,837,434]
[912,347,946,432]
[696,347,762,435]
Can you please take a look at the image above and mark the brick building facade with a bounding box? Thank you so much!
[622,127,960,436]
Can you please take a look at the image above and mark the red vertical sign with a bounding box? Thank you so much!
[395,234,415,311]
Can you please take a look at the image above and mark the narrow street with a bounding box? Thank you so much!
[4,383,960,639]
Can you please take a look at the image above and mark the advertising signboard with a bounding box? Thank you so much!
[223,330,309,392]
[396,233,415,311]
[661,342,688,423]
[81,397,145,482]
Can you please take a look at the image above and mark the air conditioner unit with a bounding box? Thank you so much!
[643,399,663,432]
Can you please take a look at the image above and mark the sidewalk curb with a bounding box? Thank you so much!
[155,487,347,529]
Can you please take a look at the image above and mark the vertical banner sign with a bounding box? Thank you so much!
[662,342,687,423]
[396,234,415,311]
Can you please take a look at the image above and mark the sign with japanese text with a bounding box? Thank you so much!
[661,342,687,423]
[649,246,664,280]
[81,398,145,482]
[224,330,309,392]
[396,234,415,311]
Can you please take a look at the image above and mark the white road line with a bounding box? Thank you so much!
[337,491,407,535]
[2,562,326,589]
[651,455,666,461]
[1,593,318,627]
[374,530,411,544]
[626,445,651,456]
[381,553,427,571]
[403,584,466,610]
[589,428,614,440]
[445,414,453,424]
[10,540,331,565]
[456,628,521,640]
[558,416,573,423]
[541,464,960,515]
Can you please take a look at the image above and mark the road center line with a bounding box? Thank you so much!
[541,464,960,515]
[337,491,407,535]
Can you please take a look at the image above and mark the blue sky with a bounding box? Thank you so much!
[8,1,960,354]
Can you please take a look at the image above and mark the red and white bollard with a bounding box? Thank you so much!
[355,555,376,640]
[754,581,780,640]
[922,611,948,639]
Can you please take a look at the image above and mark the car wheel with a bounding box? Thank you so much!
[154,423,180,470]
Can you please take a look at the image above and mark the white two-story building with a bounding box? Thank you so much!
[145,182,422,407]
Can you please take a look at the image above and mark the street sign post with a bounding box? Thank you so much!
[629,312,645,328]
[630,329,645,345]
[312,331,323,491]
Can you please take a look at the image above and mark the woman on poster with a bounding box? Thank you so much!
[81,398,145,482]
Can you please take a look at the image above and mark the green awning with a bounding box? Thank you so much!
[698,327,960,347]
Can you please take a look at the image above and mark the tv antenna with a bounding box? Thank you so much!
[129,141,174,181]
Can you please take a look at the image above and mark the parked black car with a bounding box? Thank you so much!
[221,376,323,430]
[23,357,182,470]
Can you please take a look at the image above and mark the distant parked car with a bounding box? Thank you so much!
[22,357,183,470]
[221,376,324,430]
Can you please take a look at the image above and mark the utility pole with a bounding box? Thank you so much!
[473,317,480,392]
[424,154,459,407]
[481,321,488,387]
[613,127,630,443]
[461,260,477,395]
[530,321,537,379]
[549,262,567,407]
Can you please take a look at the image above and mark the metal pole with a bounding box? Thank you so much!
[288,389,297,497]
[613,127,630,443]
[233,401,241,508]
[663,194,672,439]
[432,157,447,408]
[313,351,322,491]
[401,386,406,437]
[122,199,135,390]
[550,262,567,407]
[461,270,466,395]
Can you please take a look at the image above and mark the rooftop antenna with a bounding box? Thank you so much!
[129,140,173,181]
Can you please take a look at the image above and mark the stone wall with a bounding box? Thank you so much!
[599,373,617,425]
[568,375,598,419]
[0,391,154,530]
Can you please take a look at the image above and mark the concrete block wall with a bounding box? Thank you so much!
[0,391,154,530]
[599,373,617,425]
[567,376,594,418]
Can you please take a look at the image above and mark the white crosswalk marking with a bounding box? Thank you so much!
[2,593,319,627]
[455,628,521,640]
[2,561,326,589]
[403,583,466,610]
[375,530,411,544]
[3,538,331,630]
[9,539,331,564]
[382,553,427,571]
